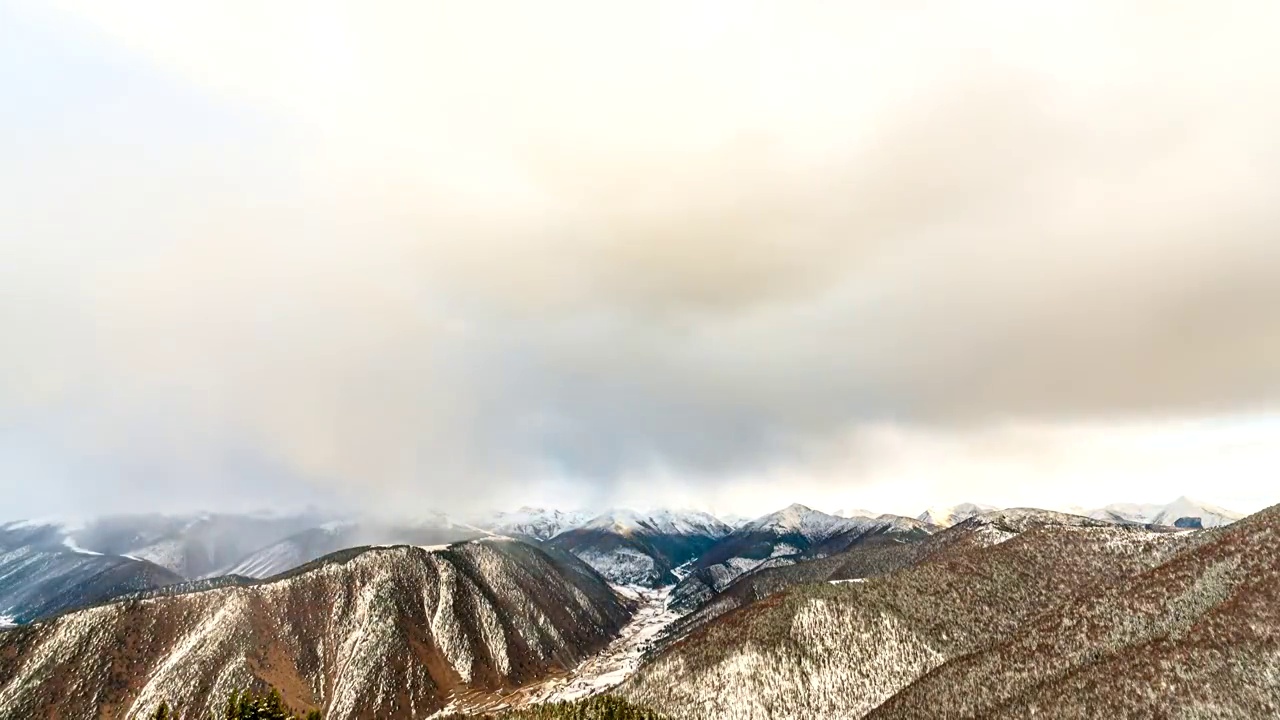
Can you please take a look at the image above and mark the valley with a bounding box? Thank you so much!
[0,497,1272,719]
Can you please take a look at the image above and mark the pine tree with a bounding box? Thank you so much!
[218,686,322,720]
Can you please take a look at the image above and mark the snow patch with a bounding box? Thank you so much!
[60,537,102,556]
[918,503,998,527]
[741,504,853,543]
[575,548,658,586]
[531,585,680,703]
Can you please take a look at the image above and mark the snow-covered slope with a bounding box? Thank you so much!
[0,538,633,720]
[580,509,730,538]
[477,507,593,541]
[665,505,872,609]
[917,502,997,527]
[1087,496,1242,528]
[0,521,185,624]
[738,503,858,543]
[548,509,732,587]
[39,512,325,579]
[214,519,485,579]
[621,507,1204,720]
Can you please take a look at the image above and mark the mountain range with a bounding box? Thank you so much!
[0,497,1243,626]
[0,497,1273,718]
[546,509,731,586]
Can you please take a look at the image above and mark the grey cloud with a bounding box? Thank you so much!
[3,1,1280,516]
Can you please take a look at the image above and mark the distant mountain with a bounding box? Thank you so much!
[0,512,491,622]
[0,520,185,624]
[547,509,731,587]
[65,511,324,578]
[668,513,936,618]
[0,538,633,720]
[1087,495,1243,528]
[667,504,870,610]
[477,507,594,541]
[214,518,487,579]
[809,513,935,556]
[916,502,998,527]
[713,513,753,529]
[829,507,881,519]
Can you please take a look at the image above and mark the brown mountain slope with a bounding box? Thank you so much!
[661,526,932,647]
[868,505,1280,719]
[0,538,632,720]
[618,510,1195,719]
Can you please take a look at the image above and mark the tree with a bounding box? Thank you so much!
[219,686,321,720]
[141,686,322,720]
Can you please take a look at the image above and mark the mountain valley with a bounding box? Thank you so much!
[0,498,1271,719]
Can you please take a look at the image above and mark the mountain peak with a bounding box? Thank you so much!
[742,504,852,542]
[581,508,730,538]
[918,502,998,527]
[1087,497,1242,528]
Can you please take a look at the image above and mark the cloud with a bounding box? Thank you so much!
[3,0,1279,516]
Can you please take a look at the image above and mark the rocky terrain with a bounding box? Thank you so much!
[870,505,1280,718]
[0,538,632,720]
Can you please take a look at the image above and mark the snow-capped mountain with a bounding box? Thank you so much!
[579,508,730,538]
[830,508,881,519]
[64,512,325,578]
[738,503,858,543]
[0,511,491,622]
[917,502,998,527]
[714,513,753,529]
[0,520,185,624]
[476,507,593,541]
[213,518,486,579]
[667,505,872,609]
[547,509,732,587]
[1086,496,1242,528]
[669,510,937,614]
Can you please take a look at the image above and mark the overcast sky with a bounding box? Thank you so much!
[3,0,1279,521]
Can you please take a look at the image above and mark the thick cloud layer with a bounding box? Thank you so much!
[3,1,1279,516]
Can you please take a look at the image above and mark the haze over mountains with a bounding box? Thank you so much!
[1,497,1274,719]
[0,496,1241,628]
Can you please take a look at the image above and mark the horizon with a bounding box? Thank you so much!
[0,493,1254,529]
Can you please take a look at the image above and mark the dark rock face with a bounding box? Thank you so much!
[1174,516,1205,529]
[0,539,633,720]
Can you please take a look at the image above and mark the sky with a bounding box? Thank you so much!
[2,0,1279,521]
